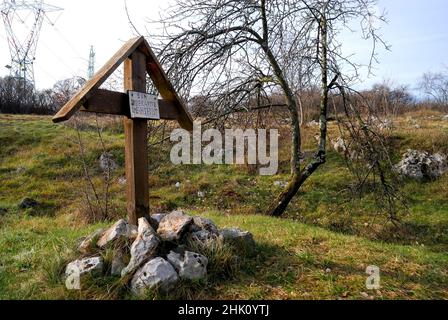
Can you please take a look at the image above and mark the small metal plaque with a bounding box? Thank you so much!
[128,91,160,120]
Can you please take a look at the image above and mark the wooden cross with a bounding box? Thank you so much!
[52,36,193,226]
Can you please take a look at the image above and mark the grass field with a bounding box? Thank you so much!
[0,112,447,300]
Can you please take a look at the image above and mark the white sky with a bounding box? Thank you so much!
[0,0,162,89]
[0,0,447,94]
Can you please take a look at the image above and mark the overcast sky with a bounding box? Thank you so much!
[0,0,447,94]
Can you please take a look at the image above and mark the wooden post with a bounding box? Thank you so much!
[124,50,149,225]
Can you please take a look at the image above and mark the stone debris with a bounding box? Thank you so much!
[149,213,167,230]
[220,227,255,248]
[99,152,118,172]
[128,224,138,241]
[65,256,103,280]
[97,219,133,248]
[157,211,193,242]
[197,191,206,199]
[332,137,348,154]
[367,116,394,130]
[378,119,393,130]
[167,251,208,280]
[78,229,104,254]
[131,257,179,296]
[190,229,220,244]
[66,211,255,296]
[306,120,320,127]
[190,216,219,235]
[394,149,447,181]
[121,218,160,277]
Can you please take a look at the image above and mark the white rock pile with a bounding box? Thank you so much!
[65,211,255,296]
[394,149,448,181]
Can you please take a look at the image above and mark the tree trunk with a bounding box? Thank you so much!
[268,13,329,217]
[298,94,304,127]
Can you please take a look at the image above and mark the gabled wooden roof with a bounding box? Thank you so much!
[52,36,193,131]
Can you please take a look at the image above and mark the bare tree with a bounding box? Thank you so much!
[419,69,448,107]
[150,0,388,217]
[362,81,414,116]
[0,76,57,115]
[52,76,86,107]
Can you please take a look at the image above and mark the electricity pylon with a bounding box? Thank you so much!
[87,45,95,79]
[0,0,63,89]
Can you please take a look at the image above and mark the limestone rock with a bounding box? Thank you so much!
[333,137,348,154]
[167,251,208,281]
[307,120,319,127]
[394,149,447,180]
[99,152,118,172]
[367,116,394,130]
[97,219,133,248]
[442,115,448,121]
[190,230,219,244]
[67,211,256,294]
[190,216,219,235]
[378,119,393,130]
[220,228,255,248]
[131,257,179,295]
[157,211,193,242]
[78,229,104,254]
[128,224,138,241]
[121,218,160,277]
[149,213,167,230]
[65,256,103,280]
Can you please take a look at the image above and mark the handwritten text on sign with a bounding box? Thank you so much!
[129,91,160,120]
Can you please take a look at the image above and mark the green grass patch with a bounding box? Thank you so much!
[1,113,448,299]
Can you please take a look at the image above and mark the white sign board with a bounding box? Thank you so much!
[128,91,160,120]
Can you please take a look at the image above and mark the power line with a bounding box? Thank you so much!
[2,9,85,81]
[51,25,86,60]
[0,0,63,89]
